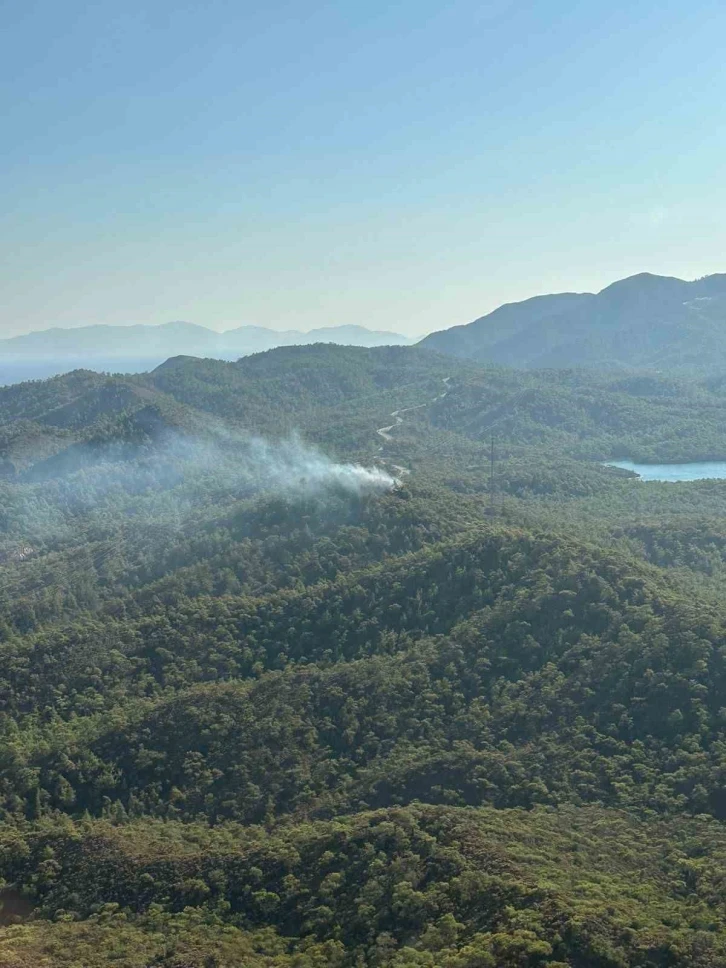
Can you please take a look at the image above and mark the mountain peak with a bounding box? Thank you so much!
[420,271,726,373]
[599,271,677,289]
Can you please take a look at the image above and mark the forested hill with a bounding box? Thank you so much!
[421,271,726,373]
[6,344,726,965]
[6,343,726,483]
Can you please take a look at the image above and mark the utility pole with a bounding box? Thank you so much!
[487,435,496,517]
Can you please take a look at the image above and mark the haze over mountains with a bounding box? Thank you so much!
[0,321,412,385]
[4,271,726,388]
[423,272,726,373]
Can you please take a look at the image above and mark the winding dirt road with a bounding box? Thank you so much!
[375,377,451,476]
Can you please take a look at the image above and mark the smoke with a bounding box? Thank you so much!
[0,425,400,609]
[1,429,399,577]
[31,427,399,506]
[18,421,398,498]
[220,434,398,496]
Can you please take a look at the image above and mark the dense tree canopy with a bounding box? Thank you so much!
[4,344,726,965]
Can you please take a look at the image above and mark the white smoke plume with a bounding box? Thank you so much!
[230,435,398,495]
[1,430,399,570]
[22,424,399,501]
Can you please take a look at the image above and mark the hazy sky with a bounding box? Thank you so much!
[2,0,725,338]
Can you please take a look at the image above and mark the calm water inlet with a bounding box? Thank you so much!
[606,460,726,482]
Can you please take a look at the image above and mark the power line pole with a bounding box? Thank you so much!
[488,435,496,517]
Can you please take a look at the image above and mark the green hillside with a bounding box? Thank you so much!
[4,345,726,965]
[4,805,726,968]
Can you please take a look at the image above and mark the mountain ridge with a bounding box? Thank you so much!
[421,271,726,372]
[0,321,413,386]
[0,321,412,357]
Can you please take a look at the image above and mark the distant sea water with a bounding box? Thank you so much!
[0,358,165,386]
[606,460,726,482]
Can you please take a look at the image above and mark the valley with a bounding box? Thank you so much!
[3,343,726,965]
[6,0,725,961]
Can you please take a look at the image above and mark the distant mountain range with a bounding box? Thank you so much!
[6,271,726,388]
[421,272,726,373]
[0,322,412,385]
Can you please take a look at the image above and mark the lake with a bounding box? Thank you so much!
[606,460,726,482]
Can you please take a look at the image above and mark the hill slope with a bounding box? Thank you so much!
[421,272,726,372]
[4,515,726,965]
[5,804,726,968]
[9,343,726,485]
[5,344,726,965]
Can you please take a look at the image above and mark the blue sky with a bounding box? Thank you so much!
[1,0,724,337]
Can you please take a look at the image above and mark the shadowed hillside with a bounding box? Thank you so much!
[422,272,726,373]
